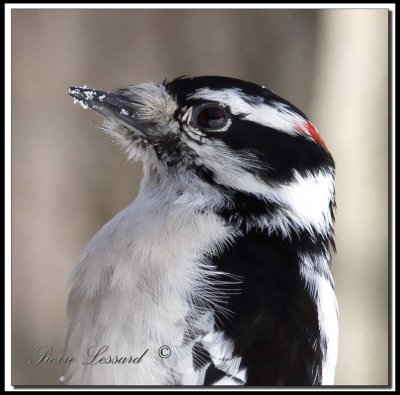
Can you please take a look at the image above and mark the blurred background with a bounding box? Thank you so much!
[11,9,389,385]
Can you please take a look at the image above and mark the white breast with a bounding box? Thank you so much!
[62,176,235,385]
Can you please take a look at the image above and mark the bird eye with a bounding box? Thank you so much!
[193,104,229,131]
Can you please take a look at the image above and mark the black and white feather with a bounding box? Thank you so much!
[63,76,338,385]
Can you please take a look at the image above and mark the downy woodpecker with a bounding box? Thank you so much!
[63,76,338,386]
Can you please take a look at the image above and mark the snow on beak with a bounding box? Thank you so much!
[67,86,146,133]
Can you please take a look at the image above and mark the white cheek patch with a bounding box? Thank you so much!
[189,88,307,137]
[185,134,335,237]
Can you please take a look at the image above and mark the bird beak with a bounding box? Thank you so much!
[67,86,145,132]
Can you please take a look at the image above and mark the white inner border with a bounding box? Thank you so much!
[5,3,395,392]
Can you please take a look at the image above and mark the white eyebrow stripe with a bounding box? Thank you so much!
[189,88,306,136]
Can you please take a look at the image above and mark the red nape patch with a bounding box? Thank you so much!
[297,121,327,149]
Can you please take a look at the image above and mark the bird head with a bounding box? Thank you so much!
[68,76,335,237]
